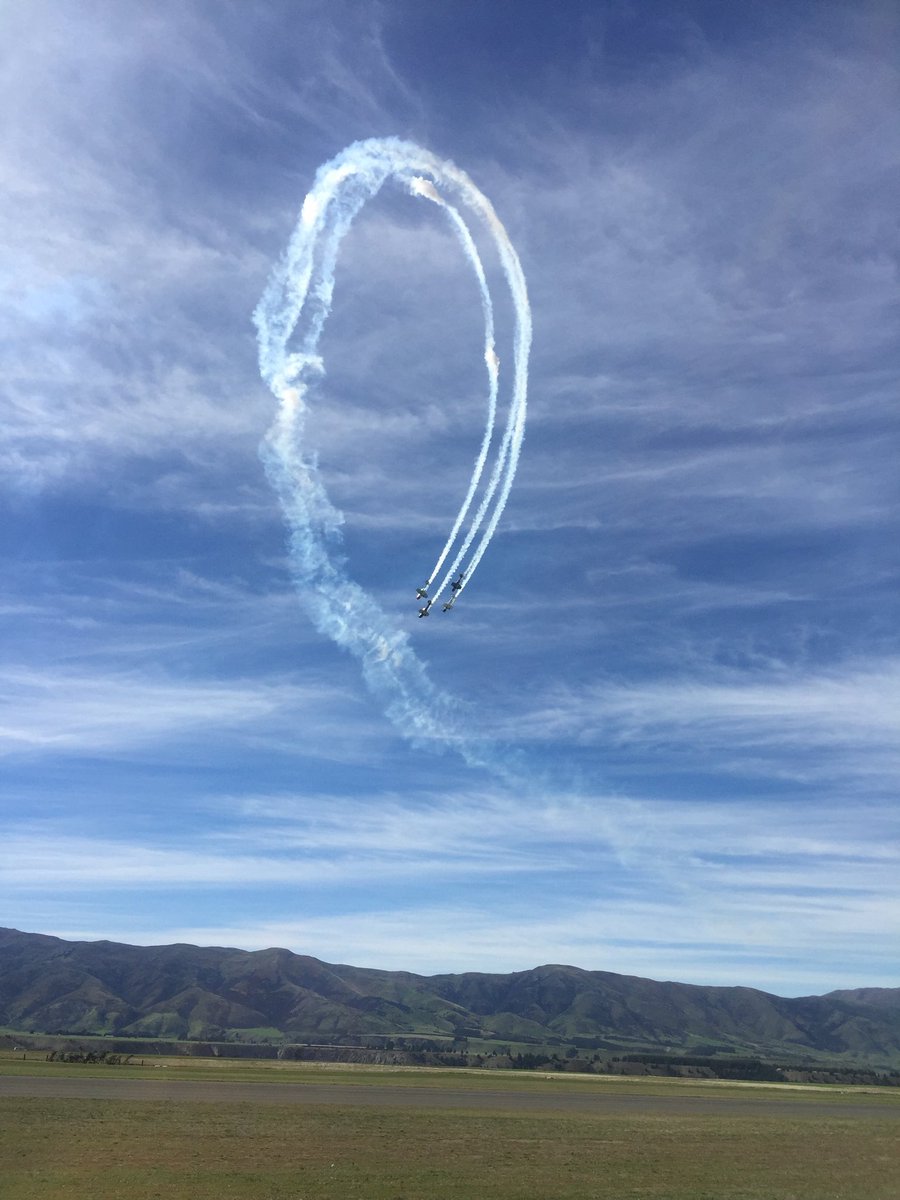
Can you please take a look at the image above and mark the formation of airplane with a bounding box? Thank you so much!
[414,571,465,617]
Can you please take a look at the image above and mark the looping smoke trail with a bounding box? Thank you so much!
[254,138,530,765]
[418,197,499,593]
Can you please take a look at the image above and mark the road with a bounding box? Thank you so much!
[3,1074,899,1118]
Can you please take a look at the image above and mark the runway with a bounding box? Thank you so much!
[3,1074,898,1119]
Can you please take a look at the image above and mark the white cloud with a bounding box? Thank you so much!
[0,828,526,890]
[37,883,899,995]
[0,665,376,760]
[497,657,900,785]
[6,788,896,992]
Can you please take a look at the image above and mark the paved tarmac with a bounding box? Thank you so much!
[3,1074,899,1119]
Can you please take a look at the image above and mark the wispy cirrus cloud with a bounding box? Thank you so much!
[495,656,900,785]
[0,826,529,890]
[0,665,379,761]
[0,1,425,499]
[6,784,898,991]
[29,888,899,996]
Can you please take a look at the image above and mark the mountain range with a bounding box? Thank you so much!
[2,927,898,1066]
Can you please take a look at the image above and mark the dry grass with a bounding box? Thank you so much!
[3,1091,899,1200]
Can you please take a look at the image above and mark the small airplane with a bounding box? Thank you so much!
[415,583,430,599]
[442,600,455,612]
[418,599,434,618]
[450,571,465,593]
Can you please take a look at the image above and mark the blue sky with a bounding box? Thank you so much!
[2,0,899,996]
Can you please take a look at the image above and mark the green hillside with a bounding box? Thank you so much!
[2,928,898,1067]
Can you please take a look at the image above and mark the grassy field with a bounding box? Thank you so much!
[3,1054,899,1199]
[3,1048,898,1100]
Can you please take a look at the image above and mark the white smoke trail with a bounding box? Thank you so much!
[432,345,524,604]
[443,318,529,599]
[415,193,500,597]
[426,176,531,603]
[254,138,530,762]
